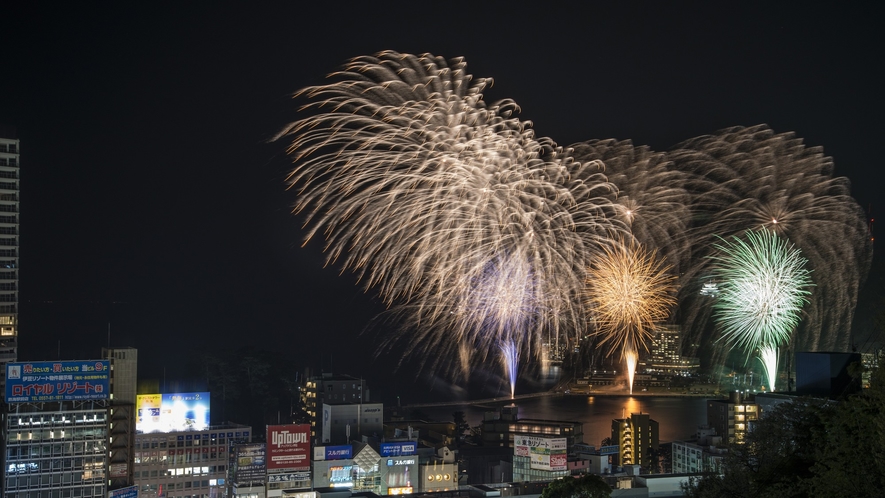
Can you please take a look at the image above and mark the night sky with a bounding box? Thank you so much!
[2,3,882,403]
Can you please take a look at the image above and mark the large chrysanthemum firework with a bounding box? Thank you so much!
[585,240,677,393]
[710,228,813,390]
[278,52,625,382]
[585,240,677,357]
[670,125,872,358]
[711,229,813,352]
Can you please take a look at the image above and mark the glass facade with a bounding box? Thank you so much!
[3,404,109,498]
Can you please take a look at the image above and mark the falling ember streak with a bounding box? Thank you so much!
[759,346,778,392]
[500,339,519,399]
[625,349,638,395]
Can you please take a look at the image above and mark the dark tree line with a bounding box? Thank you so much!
[683,358,885,497]
[189,348,300,437]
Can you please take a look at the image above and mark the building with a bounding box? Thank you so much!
[301,374,369,445]
[133,424,250,498]
[2,358,115,498]
[645,325,700,375]
[611,412,659,469]
[707,392,758,443]
[511,435,569,483]
[671,427,725,474]
[0,131,19,393]
[321,403,383,445]
[479,405,583,449]
[4,401,111,498]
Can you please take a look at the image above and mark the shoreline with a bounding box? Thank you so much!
[399,389,723,409]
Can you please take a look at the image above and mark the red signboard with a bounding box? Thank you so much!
[267,424,311,471]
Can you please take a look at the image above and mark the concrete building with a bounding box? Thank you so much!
[611,413,659,469]
[133,424,251,498]
[0,131,19,393]
[301,374,369,445]
[707,392,757,443]
[671,428,725,474]
[321,403,383,445]
[3,401,111,498]
[2,354,131,498]
[480,405,583,449]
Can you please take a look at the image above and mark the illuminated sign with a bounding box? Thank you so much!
[329,465,353,486]
[267,424,310,471]
[325,445,352,460]
[387,458,416,466]
[267,472,310,483]
[388,488,413,495]
[136,393,210,433]
[5,361,109,403]
[514,436,567,471]
[231,443,266,485]
[380,442,416,457]
[599,445,620,455]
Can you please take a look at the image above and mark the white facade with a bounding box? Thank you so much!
[320,403,382,445]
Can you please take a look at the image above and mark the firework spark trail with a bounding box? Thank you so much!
[759,345,778,392]
[710,229,814,390]
[669,125,872,361]
[499,338,519,399]
[279,52,626,382]
[585,239,677,393]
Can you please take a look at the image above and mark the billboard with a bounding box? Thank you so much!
[108,485,138,498]
[514,435,567,471]
[5,360,109,403]
[136,392,210,432]
[314,445,353,461]
[379,441,417,457]
[231,443,266,485]
[267,424,310,471]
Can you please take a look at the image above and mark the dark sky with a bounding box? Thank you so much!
[2,3,882,403]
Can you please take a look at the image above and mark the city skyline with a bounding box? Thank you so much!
[1,3,882,403]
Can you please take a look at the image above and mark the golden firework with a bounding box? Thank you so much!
[585,240,677,359]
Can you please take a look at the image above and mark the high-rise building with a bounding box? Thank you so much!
[300,373,369,445]
[611,412,659,469]
[0,131,19,393]
[707,392,758,443]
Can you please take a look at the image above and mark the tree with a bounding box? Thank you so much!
[682,397,829,498]
[808,353,885,496]
[453,411,470,441]
[540,474,611,498]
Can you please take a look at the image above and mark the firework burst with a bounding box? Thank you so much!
[278,52,625,384]
[570,140,691,275]
[585,239,677,393]
[710,228,813,390]
[670,125,872,361]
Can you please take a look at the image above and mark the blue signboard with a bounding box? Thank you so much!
[109,485,138,498]
[325,445,353,460]
[5,361,110,403]
[379,442,417,457]
[599,445,620,456]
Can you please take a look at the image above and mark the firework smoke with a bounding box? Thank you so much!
[570,140,691,275]
[710,229,813,391]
